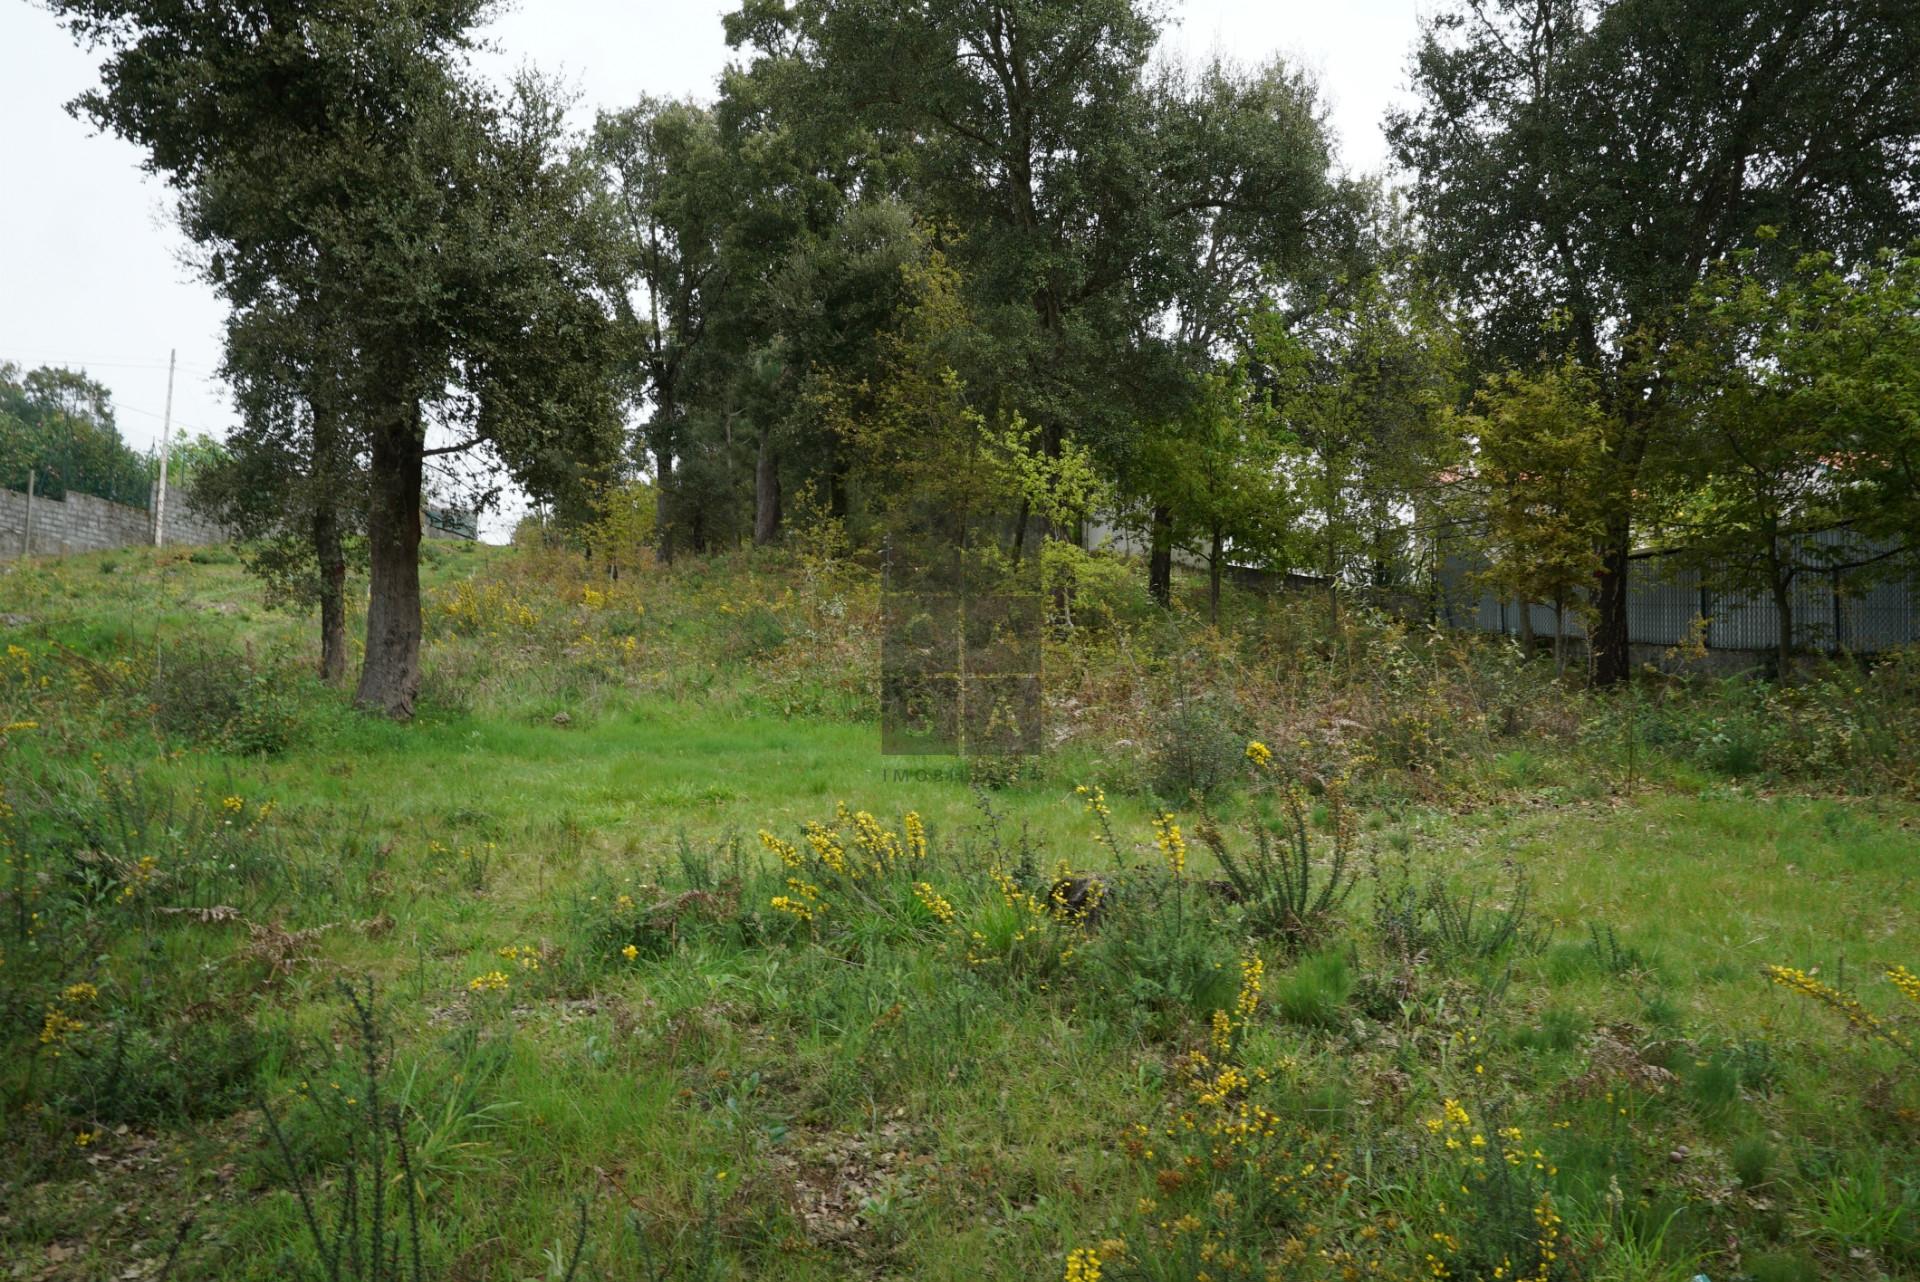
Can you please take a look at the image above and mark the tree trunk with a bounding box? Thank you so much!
[354,405,424,719]
[1207,526,1224,625]
[827,451,850,523]
[311,408,348,685]
[314,500,348,685]
[1771,554,1795,685]
[754,428,781,547]
[1148,503,1173,607]
[1553,596,1567,676]
[654,445,674,564]
[1519,596,1535,653]
[1591,517,1633,686]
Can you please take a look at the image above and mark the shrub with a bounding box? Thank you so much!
[1194,772,1357,951]
[1145,687,1247,802]
[145,639,308,755]
[57,1016,265,1124]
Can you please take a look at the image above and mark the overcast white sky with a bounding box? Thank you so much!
[0,1,1424,538]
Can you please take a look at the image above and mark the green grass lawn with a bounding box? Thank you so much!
[2,545,1917,1282]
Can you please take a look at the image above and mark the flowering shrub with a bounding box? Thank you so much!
[1767,962,1919,1062]
[758,804,935,936]
[1414,1096,1569,1281]
[1078,953,1396,1281]
[1191,751,1359,950]
[2,764,290,1129]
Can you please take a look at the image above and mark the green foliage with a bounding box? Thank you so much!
[1195,784,1358,950]
[1457,358,1612,647]
[60,1018,266,1125]
[0,362,155,507]
[1392,0,1920,682]
[1144,688,1247,803]
[5,547,1920,1279]
[144,639,311,756]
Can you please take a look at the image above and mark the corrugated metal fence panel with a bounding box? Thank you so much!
[1704,589,1777,651]
[1427,534,1915,654]
[1629,563,1701,647]
[1476,589,1507,633]
[1845,573,1914,650]
[1791,573,1836,652]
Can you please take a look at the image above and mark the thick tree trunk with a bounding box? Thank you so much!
[827,449,850,522]
[1147,503,1173,607]
[354,405,424,719]
[1553,597,1567,676]
[1519,597,1536,653]
[754,428,781,546]
[1772,568,1795,684]
[1591,518,1633,687]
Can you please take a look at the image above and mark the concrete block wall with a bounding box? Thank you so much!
[0,484,229,559]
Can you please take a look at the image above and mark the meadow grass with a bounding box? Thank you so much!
[2,543,1916,1281]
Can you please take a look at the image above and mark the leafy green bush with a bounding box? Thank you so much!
[1145,689,1247,801]
[145,639,308,755]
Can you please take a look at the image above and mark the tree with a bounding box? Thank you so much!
[1663,237,1920,676]
[1791,245,1920,555]
[1124,56,1341,607]
[0,363,151,507]
[590,98,733,560]
[1250,255,1463,631]
[1391,0,1920,684]
[54,1,626,717]
[1133,367,1296,622]
[1461,359,1614,672]
[192,298,364,683]
[721,0,1168,557]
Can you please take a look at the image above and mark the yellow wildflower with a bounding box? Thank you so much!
[1235,955,1264,1020]
[1151,812,1186,877]
[1064,1247,1102,1282]
[912,882,956,924]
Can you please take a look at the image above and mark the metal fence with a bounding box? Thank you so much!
[1436,528,1918,656]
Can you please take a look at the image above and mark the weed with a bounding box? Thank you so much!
[1585,922,1648,976]
[1193,774,1356,951]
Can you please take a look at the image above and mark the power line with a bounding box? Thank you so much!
[0,349,222,376]
[113,401,222,437]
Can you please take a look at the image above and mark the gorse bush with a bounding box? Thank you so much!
[58,1017,265,1125]
[1194,748,1357,951]
[1371,855,1548,970]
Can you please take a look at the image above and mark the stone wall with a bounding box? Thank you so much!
[0,484,229,559]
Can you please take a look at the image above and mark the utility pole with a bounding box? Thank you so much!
[153,348,176,546]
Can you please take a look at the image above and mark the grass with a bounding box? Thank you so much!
[1,541,1917,1281]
